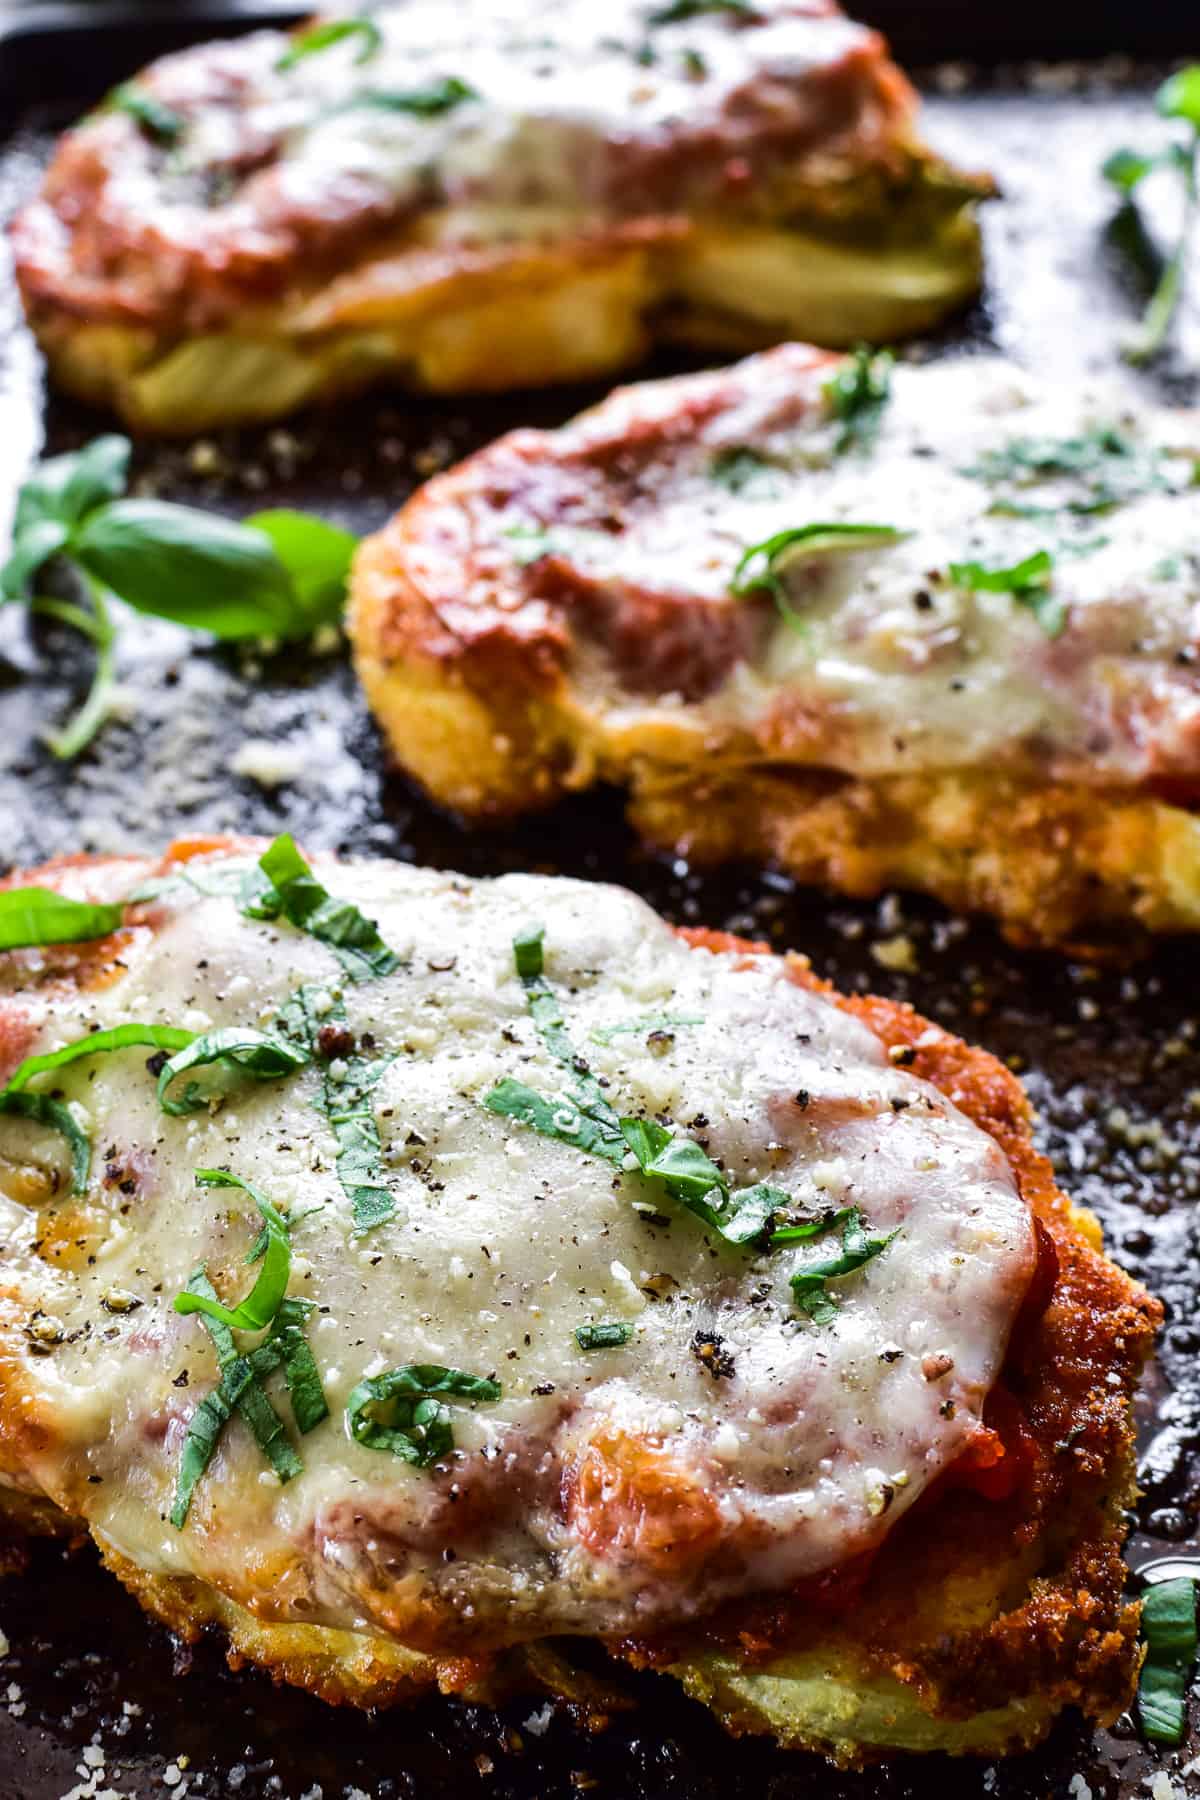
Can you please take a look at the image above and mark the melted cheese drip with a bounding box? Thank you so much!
[0,858,1032,1644]
[579,358,1200,782]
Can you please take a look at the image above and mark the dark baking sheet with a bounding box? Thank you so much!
[3,10,1200,1800]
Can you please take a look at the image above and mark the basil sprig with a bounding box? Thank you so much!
[1103,66,1200,364]
[156,1027,310,1117]
[822,345,894,455]
[1137,1575,1198,1745]
[730,524,905,628]
[277,983,396,1234]
[790,1208,898,1323]
[948,550,1065,637]
[2,437,356,758]
[173,1172,292,1332]
[277,16,383,71]
[347,1365,502,1465]
[242,834,399,982]
[0,887,124,952]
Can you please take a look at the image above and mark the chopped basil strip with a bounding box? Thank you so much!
[169,1270,302,1528]
[261,1298,329,1436]
[620,1121,786,1247]
[346,1365,502,1466]
[730,524,905,628]
[278,984,396,1233]
[277,16,383,71]
[790,1208,899,1323]
[769,1204,855,1247]
[590,1013,704,1045]
[0,888,124,952]
[575,1322,634,1351]
[647,0,753,21]
[347,77,478,116]
[0,1092,90,1195]
[485,1076,628,1164]
[948,550,1065,637]
[823,345,894,455]
[963,427,1178,513]
[106,83,184,144]
[156,1027,309,1117]
[173,1171,292,1333]
[1137,1575,1198,1745]
[1101,66,1200,363]
[243,834,399,981]
[3,1023,194,1096]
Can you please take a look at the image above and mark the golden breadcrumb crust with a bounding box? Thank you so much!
[0,848,1161,1761]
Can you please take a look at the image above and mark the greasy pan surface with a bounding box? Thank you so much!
[2,13,1200,1799]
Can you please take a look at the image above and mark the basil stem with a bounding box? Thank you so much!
[822,345,894,455]
[0,887,124,952]
[1102,67,1200,364]
[346,1365,501,1466]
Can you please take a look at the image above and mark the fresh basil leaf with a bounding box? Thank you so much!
[242,510,357,636]
[790,1208,898,1322]
[823,345,894,455]
[769,1203,855,1246]
[0,1091,90,1194]
[622,1119,724,1203]
[1,519,71,601]
[1137,1576,1198,1746]
[107,83,185,145]
[575,1322,633,1351]
[173,1170,292,1332]
[1158,65,1200,130]
[243,834,399,981]
[719,1181,790,1245]
[348,77,478,116]
[71,500,299,641]
[278,983,397,1233]
[0,888,124,952]
[156,1028,308,1118]
[730,524,905,627]
[276,16,384,71]
[346,1364,501,1465]
[15,436,132,540]
[589,1013,703,1045]
[485,1077,628,1165]
[3,1023,193,1096]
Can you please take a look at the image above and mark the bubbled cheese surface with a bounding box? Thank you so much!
[0,855,1034,1645]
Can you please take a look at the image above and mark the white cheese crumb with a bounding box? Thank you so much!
[0,1627,8,1656]
[522,1704,554,1737]
[870,933,917,973]
[230,737,306,789]
[1147,1775,1182,1800]
[163,1764,182,1788]
[711,1423,740,1460]
[1068,1775,1093,1800]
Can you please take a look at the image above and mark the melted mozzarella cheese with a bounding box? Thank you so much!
[0,857,1032,1644]
[157,1,880,226]
[572,358,1200,784]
